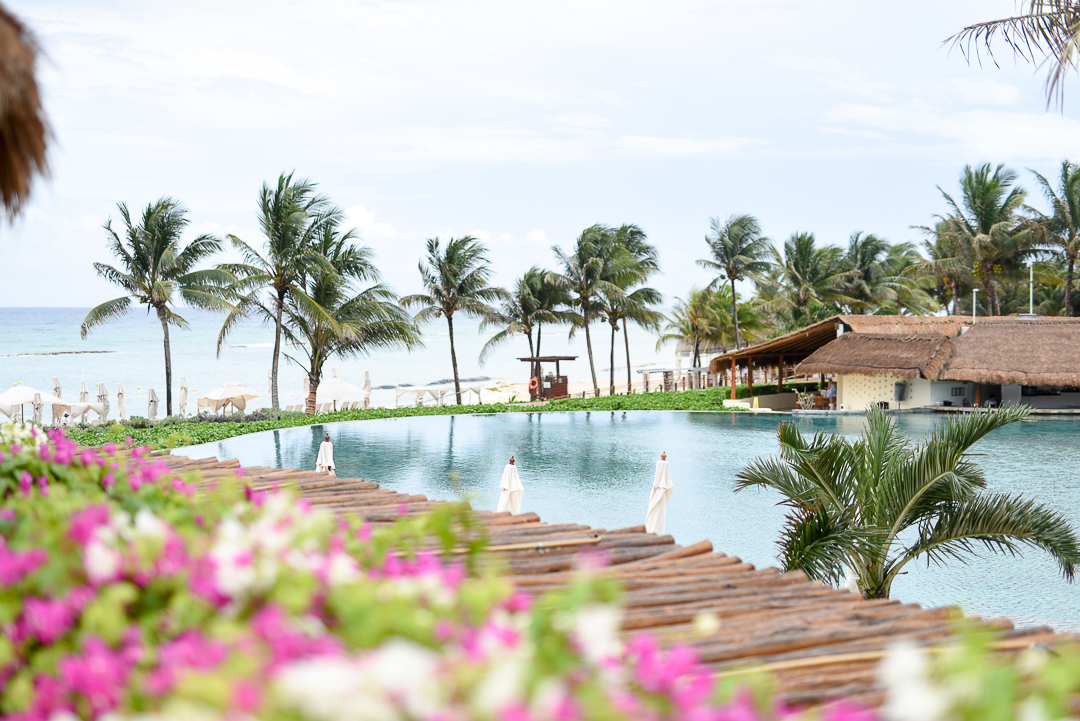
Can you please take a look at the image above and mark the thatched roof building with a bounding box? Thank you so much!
[796,333,954,380]
[0,4,48,217]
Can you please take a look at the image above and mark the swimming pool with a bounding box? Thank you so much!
[178,410,1080,633]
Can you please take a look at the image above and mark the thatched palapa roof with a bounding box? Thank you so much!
[937,318,1080,386]
[0,4,48,217]
[796,333,954,379]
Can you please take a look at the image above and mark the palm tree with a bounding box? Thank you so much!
[480,268,572,382]
[1030,161,1080,315]
[599,283,663,391]
[762,232,853,327]
[217,172,336,408]
[611,224,662,388]
[283,222,418,415]
[401,237,507,405]
[0,5,49,218]
[917,221,976,316]
[549,225,626,393]
[81,198,233,416]
[938,163,1030,316]
[736,407,1080,599]
[698,214,771,350]
[657,286,764,367]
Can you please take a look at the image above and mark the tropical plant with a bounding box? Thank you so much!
[656,288,726,367]
[549,225,627,392]
[1030,160,1080,314]
[282,220,418,415]
[949,1,1080,106]
[479,268,572,383]
[216,172,338,408]
[81,198,233,416]
[401,236,507,405]
[698,214,771,350]
[736,406,1080,599]
[761,232,854,327]
[842,235,939,316]
[0,5,48,218]
[917,221,978,316]
[936,163,1031,316]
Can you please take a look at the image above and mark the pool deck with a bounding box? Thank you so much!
[158,450,1074,709]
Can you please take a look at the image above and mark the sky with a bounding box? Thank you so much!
[6,0,1080,309]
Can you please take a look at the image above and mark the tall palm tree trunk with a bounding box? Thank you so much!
[981,261,999,316]
[156,305,173,416]
[609,322,617,392]
[692,330,700,368]
[622,318,632,390]
[535,324,543,381]
[448,314,462,405]
[1066,253,1076,316]
[583,317,598,392]
[271,292,285,408]
[306,369,319,415]
[730,278,741,349]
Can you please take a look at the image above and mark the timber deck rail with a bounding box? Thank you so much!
[157,451,1073,708]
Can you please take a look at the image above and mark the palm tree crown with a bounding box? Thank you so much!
[1030,160,1080,315]
[217,172,337,408]
[81,198,233,416]
[698,214,771,349]
[736,407,1080,599]
[401,236,507,405]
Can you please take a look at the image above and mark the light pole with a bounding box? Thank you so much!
[1030,260,1035,316]
[973,288,979,324]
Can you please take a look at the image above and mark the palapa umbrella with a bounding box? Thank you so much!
[116,383,127,420]
[178,377,188,418]
[147,389,159,421]
[31,392,42,425]
[96,383,109,421]
[316,369,362,411]
[51,377,63,424]
[199,381,261,413]
[645,452,674,535]
[497,458,524,515]
[363,371,371,409]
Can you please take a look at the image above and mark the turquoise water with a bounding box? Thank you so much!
[179,410,1080,633]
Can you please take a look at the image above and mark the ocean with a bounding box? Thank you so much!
[0,307,674,415]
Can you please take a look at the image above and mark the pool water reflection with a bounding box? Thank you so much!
[179,411,1080,632]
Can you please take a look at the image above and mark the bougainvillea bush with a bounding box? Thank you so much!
[0,424,885,721]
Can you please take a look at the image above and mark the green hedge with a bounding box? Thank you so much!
[66,382,820,450]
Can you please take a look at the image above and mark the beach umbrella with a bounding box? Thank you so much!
[645,453,674,535]
[178,377,188,418]
[0,385,65,423]
[363,371,371,409]
[147,389,159,420]
[199,381,261,413]
[497,459,524,515]
[116,383,127,420]
[31,393,42,425]
[77,381,90,423]
[51,377,63,424]
[96,383,109,421]
[316,369,362,411]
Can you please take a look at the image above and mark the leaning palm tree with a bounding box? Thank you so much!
[480,268,572,382]
[697,214,771,350]
[1030,161,1080,315]
[549,225,627,392]
[599,283,663,391]
[737,406,1080,599]
[81,198,234,416]
[401,237,507,405]
[655,288,723,368]
[937,163,1031,316]
[217,172,336,408]
[283,226,418,415]
[611,224,662,389]
[761,232,854,327]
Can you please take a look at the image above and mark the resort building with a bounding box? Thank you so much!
[708,315,1080,412]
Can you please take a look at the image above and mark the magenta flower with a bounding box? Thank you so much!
[58,637,134,715]
[18,471,32,495]
[0,538,47,587]
[69,505,111,544]
[103,443,117,456]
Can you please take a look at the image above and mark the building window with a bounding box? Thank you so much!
[950,387,965,397]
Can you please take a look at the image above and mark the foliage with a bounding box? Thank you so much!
[0,429,875,721]
[698,213,772,349]
[736,406,1080,598]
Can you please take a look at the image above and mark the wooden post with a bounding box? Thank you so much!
[644,373,649,392]
[974,383,982,407]
[746,357,754,396]
[730,358,737,400]
[777,356,784,392]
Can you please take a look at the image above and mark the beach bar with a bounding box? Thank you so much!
[519,355,576,401]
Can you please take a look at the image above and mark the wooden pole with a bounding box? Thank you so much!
[746,357,754,396]
[777,356,784,392]
[730,358,737,400]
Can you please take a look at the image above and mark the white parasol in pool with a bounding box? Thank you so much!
[497,460,524,515]
[645,453,674,535]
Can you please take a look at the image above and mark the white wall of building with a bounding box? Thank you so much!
[837,374,931,411]
[930,381,969,405]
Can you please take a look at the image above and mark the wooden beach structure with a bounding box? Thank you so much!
[519,355,575,401]
[147,449,1075,709]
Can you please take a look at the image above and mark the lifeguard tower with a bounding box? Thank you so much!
[519,356,576,401]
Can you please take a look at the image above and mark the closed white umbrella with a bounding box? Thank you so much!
[645,452,674,535]
[147,389,159,420]
[51,377,63,425]
[32,393,43,425]
[316,369,362,411]
[96,383,109,421]
[199,381,262,413]
[178,377,188,418]
[78,381,90,423]
[116,383,127,420]
[363,371,371,409]
[497,458,524,515]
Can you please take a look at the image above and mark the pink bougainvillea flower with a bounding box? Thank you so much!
[0,538,48,587]
[18,471,32,495]
[69,505,112,544]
